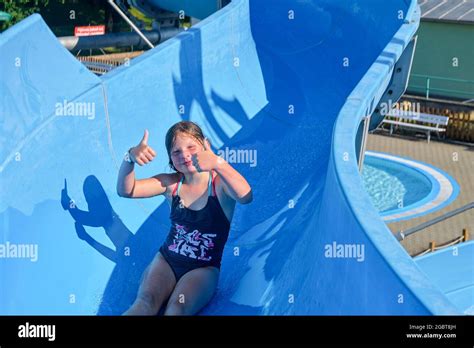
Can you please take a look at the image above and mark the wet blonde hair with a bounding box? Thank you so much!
[165,121,206,172]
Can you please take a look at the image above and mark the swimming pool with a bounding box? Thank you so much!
[362,151,459,222]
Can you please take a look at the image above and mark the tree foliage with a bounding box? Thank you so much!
[0,0,52,31]
[0,0,121,35]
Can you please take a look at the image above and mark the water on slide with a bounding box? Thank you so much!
[0,0,459,314]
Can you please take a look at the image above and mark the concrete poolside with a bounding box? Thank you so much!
[366,132,474,256]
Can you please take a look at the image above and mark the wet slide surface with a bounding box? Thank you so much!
[0,0,459,314]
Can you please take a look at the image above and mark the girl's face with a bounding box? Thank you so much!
[170,132,204,173]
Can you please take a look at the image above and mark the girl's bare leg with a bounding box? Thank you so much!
[123,252,176,315]
[164,266,219,315]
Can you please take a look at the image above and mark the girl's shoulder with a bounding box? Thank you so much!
[157,172,181,196]
[154,172,181,185]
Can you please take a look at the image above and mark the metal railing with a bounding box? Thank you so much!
[396,201,474,241]
[408,73,474,101]
[80,60,117,75]
[107,0,154,49]
[413,231,468,258]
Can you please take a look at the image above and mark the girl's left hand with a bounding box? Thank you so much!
[191,139,221,172]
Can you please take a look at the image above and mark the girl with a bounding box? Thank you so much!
[117,121,252,315]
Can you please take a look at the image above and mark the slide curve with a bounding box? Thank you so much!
[0,0,460,315]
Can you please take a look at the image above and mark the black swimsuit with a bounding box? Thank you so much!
[159,171,231,282]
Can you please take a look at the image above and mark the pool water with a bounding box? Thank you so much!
[362,155,433,214]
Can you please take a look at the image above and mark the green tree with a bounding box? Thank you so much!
[0,0,52,31]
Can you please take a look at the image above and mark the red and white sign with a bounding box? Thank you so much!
[74,25,106,37]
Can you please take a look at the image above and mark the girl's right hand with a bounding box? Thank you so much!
[129,129,157,166]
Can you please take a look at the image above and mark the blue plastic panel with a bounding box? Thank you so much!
[416,241,474,314]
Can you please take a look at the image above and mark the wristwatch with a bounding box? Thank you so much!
[124,147,134,164]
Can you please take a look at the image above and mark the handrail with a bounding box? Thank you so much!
[409,85,474,98]
[411,73,474,84]
[80,60,115,75]
[413,233,467,258]
[408,73,474,100]
[396,201,474,241]
[107,0,154,49]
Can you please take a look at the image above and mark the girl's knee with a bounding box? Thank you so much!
[123,292,159,315]
[136,292,160,312]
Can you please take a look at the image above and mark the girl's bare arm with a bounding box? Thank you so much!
[190,139,252,204]
[116,129,173,198]
[116,160,170,198]
[215,160,252,204]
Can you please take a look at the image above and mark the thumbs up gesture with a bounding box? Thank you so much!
[129,129,157,166]
[191,138,220,172]
[61,178,72,210]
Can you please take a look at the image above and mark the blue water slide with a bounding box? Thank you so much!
[415,240,474,314]
[0,0,460,314]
